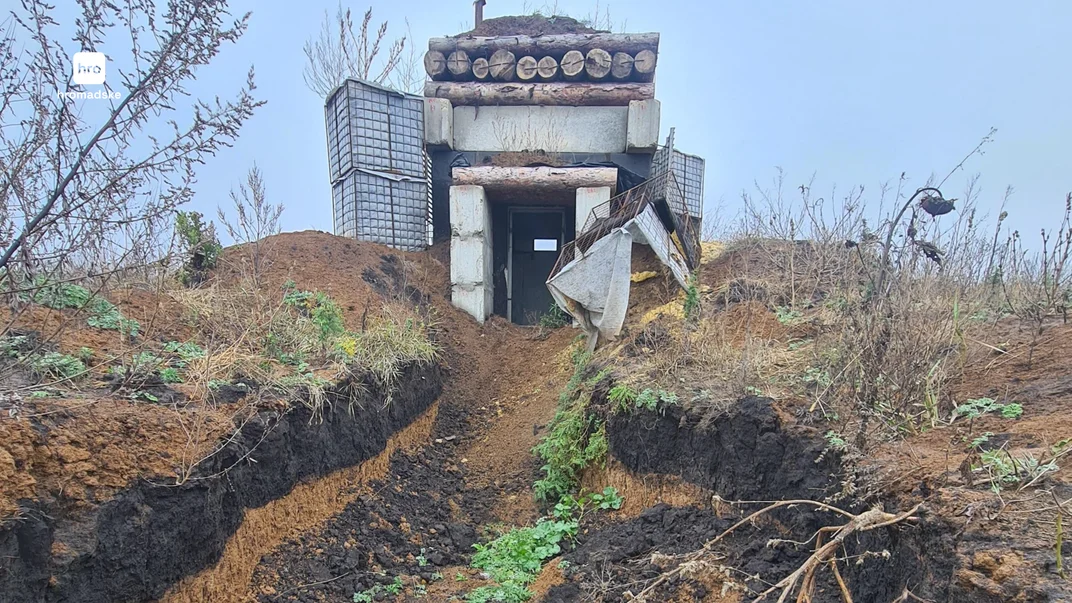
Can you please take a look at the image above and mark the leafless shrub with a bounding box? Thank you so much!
[697,130,1071,447]
[302,4,417,97]
[217,164,284,286]
[0,0,262,303]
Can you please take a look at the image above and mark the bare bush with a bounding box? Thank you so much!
[217,164,284,285]
[302,4,418,97]
[0,0,262,299]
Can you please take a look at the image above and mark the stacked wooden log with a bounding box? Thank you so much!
[424,32,658,106]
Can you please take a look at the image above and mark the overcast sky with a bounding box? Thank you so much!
[177,0,1071,243]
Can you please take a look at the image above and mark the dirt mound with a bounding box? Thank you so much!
[458,14,600,37]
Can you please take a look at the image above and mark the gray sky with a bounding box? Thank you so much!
[181,0,1071,242]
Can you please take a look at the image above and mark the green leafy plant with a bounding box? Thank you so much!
[613,386,678,414]
[824,431,848,452]
[532,407,607,504]
[384,576,403,595]
[31,282,94,309]
[774,305,802,325]
[467,518,578,602]
[539,303,570,329]
[969,432,994,450]
[973,447,1059,493]
[608,384,637,410]
[159,367,183,383]
[164,341,206,366]
[683,273,700,319]
[176,211,223,287]
[955,397,1024,421]
[85,298,140,337]
[29,352,85,381]
[0,335,29,358]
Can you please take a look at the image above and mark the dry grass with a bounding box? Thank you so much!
[630,168,1071,450]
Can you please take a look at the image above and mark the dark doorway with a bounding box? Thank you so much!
[509,208,565,325]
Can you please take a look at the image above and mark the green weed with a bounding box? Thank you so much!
[29,352,85,381]
[539,303,570,329]
[532,407,607,504]
[683,273,700,319]
[176,211,222,286]
[611,386,678,414]
[955,397,1024,421]
[159,367,183,383]
[824,431,848,452]
[774,305,803,325]
[164,341,206,366]
[467,518,577,602]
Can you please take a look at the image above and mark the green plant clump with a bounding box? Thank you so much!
[683,272,700,319]
[467,519,578,603]
[29,352,85,380]
[610,384,678,414]
[955,397,1024,421]
[532,406,607,504]
[539,303,570,329]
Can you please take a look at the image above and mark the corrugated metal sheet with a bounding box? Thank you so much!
[325,78,429,250]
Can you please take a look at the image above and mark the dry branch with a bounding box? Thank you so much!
[630,500,922,603]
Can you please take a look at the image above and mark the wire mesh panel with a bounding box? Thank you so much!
[671,151,704,219]
[325,78,428,250]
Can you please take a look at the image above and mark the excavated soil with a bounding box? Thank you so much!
[457,15,599,37]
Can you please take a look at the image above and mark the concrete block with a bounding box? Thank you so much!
[449,184,493,323]
[576,186,612,236]
[450,237,487,286]
[449,185,488,238]
[626,99,660,153]
[424,97,453,148]
[452,106,628,153]
[451,285,489,323]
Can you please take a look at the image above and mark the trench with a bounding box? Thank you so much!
[0,363,442,603]
[547,395,964,602]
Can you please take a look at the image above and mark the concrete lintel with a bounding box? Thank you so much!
[576,186,612,236]
[424,97,453,148]
[452,167,617,197]
[626,99,660,153]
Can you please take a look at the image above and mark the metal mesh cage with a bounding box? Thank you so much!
[325,78,428,250]
[652,130,705,221]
